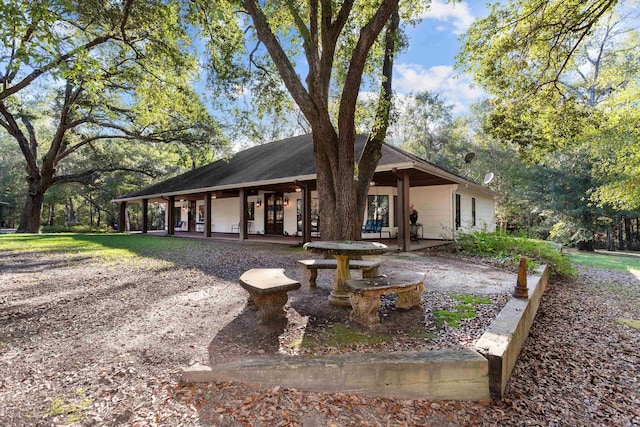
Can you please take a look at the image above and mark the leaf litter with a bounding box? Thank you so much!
[0,242,638,425]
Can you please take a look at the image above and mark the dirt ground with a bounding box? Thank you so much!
[1,238,638,426]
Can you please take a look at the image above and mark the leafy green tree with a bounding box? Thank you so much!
[393,91,454,162]
[458,0,621,157]
[0,133,23,227]
[0,0,225,233]
[195,0,427,240]
[458,0,640,247]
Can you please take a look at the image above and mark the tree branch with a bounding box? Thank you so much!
[52,170,100,186]
[0,101,40,179]
[52,166,156,187]
[338,0,399,139]
[0,34,115,101]
[359,7,399,186]
[242,0,319,125]
[284,0,311,44]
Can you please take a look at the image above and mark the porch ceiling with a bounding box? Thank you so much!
[372,169,456,187]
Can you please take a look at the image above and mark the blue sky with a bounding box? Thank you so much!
[392,0,491,115]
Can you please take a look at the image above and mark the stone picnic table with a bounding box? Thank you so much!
[303,240,388,307]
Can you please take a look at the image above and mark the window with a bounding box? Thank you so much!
[367,195,389,226]
[311,198,319,232]
[472,197,476,227]
[247,202,255,221]
[295,198,319,234]
[455,194,461,229]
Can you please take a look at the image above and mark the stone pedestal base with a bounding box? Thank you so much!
[345,273,426,327]
[250,292,289,324]
[396,283,426,309]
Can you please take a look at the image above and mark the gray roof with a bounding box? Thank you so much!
[115,133,495,201]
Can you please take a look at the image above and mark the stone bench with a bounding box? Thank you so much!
[297,259,380,287]
[345,272,426,327]
[239,268,300,324]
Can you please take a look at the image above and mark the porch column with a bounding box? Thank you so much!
[118,202,127,233]
[204,191,212,237]
[239,188,247,241]
[141,199,148,234]
[303,183,312,244]
[167,196,175,236]
[397,171,410,252]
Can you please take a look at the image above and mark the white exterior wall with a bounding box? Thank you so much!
[210,195,263,234]
[161,185,495,240]
[455,186,496,233]
[211,198,236,233]
[408,185,457,240]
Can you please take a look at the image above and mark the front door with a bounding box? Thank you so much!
[264,192,284,235]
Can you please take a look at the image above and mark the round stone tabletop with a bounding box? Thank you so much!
[303,241,388,256]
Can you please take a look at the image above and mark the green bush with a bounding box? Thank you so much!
[455,231,576,279]
[41,225,112,234]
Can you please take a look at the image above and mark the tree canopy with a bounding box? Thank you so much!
[0,0,227,232]
[456,0,640,246]
[195,0,431,240]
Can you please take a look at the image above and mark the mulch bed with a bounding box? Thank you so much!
[1,241,638,426]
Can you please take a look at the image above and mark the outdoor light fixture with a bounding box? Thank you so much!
[256,198,262,207]
[295,187,302,192]
[212,193,217,199]
[284,197,289,206]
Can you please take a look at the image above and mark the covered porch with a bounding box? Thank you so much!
[134,229,453,252]
[116,166,454,253]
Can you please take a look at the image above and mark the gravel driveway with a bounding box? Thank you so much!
[0,238,638,426]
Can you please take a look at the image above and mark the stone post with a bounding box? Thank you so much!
[513,257,529,299]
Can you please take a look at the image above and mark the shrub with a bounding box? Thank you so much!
[41,225,112,233]
[455,231,576,279]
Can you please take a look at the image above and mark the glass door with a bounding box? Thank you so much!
[264,192,284,235]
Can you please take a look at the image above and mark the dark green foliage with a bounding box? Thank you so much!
[455,231,576,279]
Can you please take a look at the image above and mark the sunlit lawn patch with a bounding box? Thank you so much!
[0,233,195,262]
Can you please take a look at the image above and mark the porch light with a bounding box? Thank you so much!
[212,193,217,199]
[284,196,289,206]
[295,187,302,192]
[256,197,262,207]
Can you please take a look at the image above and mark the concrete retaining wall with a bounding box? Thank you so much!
[184,266,550,401]
[183,350,490,401]
[475,265,550,398]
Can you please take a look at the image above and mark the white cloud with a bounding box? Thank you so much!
[421,0,475,35]
[393,63,485,115]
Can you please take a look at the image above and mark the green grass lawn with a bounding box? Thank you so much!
[0,233,196,261]
[568,250,640,274]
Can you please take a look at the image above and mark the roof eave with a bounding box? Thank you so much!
[412,162,500,196]
[112,173,318,203]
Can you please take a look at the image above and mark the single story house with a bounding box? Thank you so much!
[113,134,498,251]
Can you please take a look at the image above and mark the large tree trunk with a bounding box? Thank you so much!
[17,181,46,233]
[48,202,55,226]
[618,216,624,250]
[624,216,632,250]
[607,226,615,251]
[314,129,359,241]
